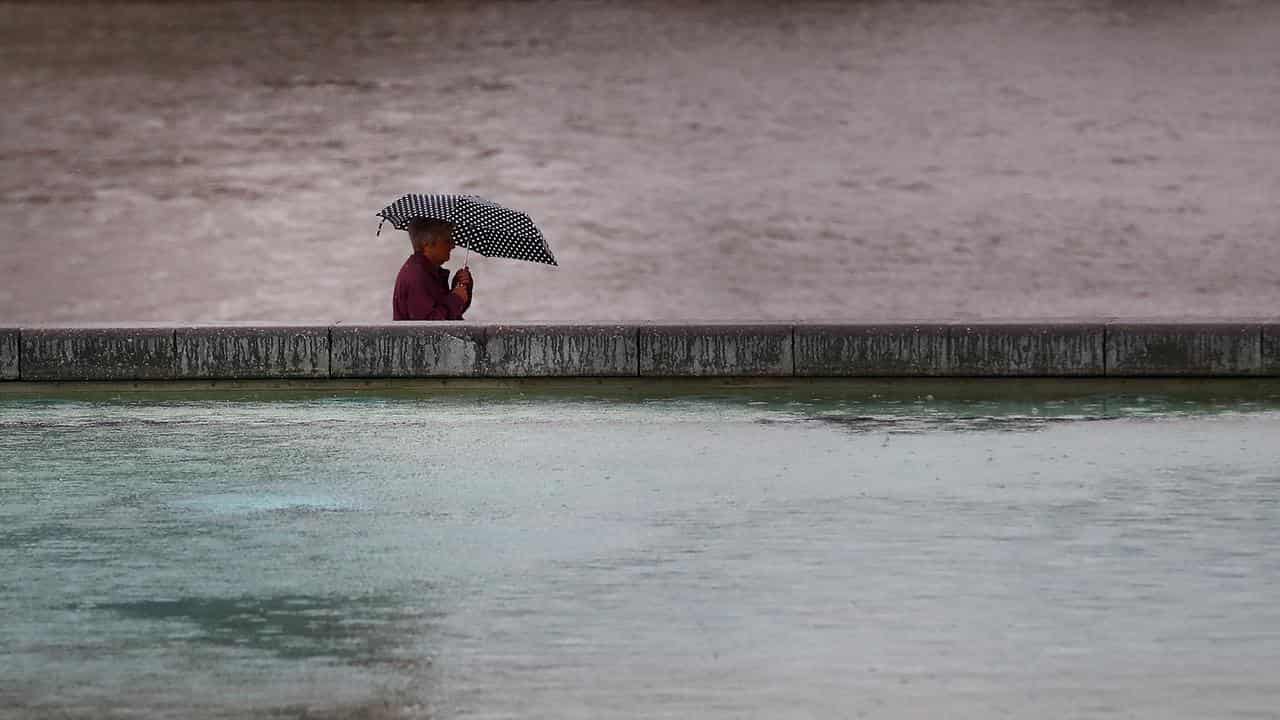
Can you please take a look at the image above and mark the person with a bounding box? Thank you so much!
[392,219,474,320]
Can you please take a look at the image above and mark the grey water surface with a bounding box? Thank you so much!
[2,388,1280,719]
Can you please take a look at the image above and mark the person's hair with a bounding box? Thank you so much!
[407,219,454,253]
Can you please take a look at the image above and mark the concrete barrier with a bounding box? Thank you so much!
[1265,323,1280,376]
[484,324,637,376]
[177,325,329,379]
[950,323,1105,377]
[1106,322,1262,376]
[20,326,176,381]
[1,328,17,380]
[5,322,1280,381]
[640,324,792,376]
[331,323,483,378]
[795,323,948,376]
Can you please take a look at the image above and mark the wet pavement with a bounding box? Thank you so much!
[2,1,1279,324]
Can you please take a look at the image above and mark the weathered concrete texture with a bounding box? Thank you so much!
[1107,323,1262,376]
[177,326,329,379]
[0,328,18,380]
[794,324,948,376]
[12,323,1280,381]
[20,326,176,380]
[640,324,792,376]
[1263,323,1280,376]
[331,323,484,377]
[484,324,638,377]
[950,323,1105,376]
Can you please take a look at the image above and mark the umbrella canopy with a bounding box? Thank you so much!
[376,193,557,266]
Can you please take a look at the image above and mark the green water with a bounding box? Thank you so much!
[2,385,1280,719]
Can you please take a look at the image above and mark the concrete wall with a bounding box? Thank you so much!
[1266,323,1280,376]
[177,325,329,379]
[484,324,637,376]
[950,323,1105,377]
[20,326,177,381]
[1107,322,1262,377]
[3,322,1280,380]
[640,324,793,376]
[0,327,17,380]
[795,324,948,376]
[331,323,484,378]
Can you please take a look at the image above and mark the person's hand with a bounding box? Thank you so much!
[453,267,473,290]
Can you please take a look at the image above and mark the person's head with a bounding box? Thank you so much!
[408,219,455,265]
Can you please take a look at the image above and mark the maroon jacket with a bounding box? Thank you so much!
[392,254,471,321]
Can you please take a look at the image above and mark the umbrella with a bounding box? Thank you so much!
[376,193,557,266]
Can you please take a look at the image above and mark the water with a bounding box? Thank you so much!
[3,1,1280,323]
[2,385,1280,718]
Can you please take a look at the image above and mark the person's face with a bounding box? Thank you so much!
[423,229,455,266]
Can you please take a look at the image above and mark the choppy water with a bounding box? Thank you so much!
[2,386,1280,719]
[2,1,1280,323]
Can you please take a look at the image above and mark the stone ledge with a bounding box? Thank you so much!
[0,328,17,380]
[640,324,793,377]
[1106,322,1262,376]
[4,322,1280,380]
[483,324,637,377]
[330,323,483,378]
[1265,323,1280,376]
[20,326,177,381]
[950,322,1105,377]
[177,325,329,379]
[795,323,948,376]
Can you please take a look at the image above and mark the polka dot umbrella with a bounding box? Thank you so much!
[376,193,557,266]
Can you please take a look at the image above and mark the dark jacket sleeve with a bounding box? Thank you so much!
[396,279,464,320]
[402,288,464,320]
